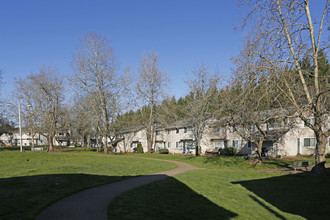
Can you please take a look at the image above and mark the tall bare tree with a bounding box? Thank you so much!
[15,77,42,148]
[185,64,221,156]
[14,67,66,151]
[239,0,329,175]
[222,60,293,162]
[125,51,169,152]
[71,32,121,154]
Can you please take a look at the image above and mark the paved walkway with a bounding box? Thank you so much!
[36,160,196,220]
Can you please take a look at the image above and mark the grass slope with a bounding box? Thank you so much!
[0,151,176,220]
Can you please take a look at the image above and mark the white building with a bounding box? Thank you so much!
[114,116,330,157]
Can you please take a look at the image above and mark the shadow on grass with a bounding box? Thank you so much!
[108,176,237,219]
[1,173,236,220]
[233,169,330,219]
[0,174,130,220]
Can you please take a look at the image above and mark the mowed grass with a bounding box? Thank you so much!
[0,151,176,220]
[108,169,330,219]
[118,153,302,169]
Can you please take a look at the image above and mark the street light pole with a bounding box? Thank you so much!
[7,103,24,152]
[18,103,23,152]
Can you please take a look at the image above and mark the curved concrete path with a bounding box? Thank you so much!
[36,159,196,220]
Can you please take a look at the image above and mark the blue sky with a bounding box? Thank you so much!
[1,0,244,101]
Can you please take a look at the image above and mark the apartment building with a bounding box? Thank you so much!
[114,116,330,157]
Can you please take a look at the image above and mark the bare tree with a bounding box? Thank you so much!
[185,64,221,156]
[14,77,42,148]
[71,32,121,154]
[222,64,293,162]
[239,0,329,175]
[125,51,169,152]
[15,67,67,151]
[69,95,99,148]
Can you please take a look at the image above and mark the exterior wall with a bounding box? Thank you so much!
[200,124,251,155]
[116,129,148,153]
[276,118,330,156]
[114,116,330,156]
[155,127,194,154]
[0,132,68,147]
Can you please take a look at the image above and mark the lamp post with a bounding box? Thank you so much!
[18,103,22,152]
[7,103,29,152]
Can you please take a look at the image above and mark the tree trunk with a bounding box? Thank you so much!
[48,135,54,152]
[310,133,327,176]
[195,138,200,157]
[103,135,108,154]
[87,135,90,148]
[147,129,153,153]
[31,130,35,148]
[256,138,264,162]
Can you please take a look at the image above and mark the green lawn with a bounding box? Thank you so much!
[117,153,305,170]
[108,169,330,219]
[0,151,176,220]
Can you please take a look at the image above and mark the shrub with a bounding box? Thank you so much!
[159,148,169,154]
[220,147,237,156]
[326,153,330,158]
[137,143,144,153]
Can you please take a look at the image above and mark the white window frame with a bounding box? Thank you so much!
[168,142,171,149]
[176,141,180,149]
[303,137,316,148]
[232,140,239,148]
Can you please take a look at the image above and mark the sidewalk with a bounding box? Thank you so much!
[36,160,196,220]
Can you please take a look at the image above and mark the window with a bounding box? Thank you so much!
[156,142,164,149]
[167,129,171,135]
[214,140,224,149]
[304,138,316,147]
[176,128,179,134]
[156,131,161,136]
[183,127,192,133]
[185,141,195,149]
[304,118,315,127]
[247,142,252,148]
[176,142,180,149]
[59,133,64,136]
[168,142,171,149]
[134,132,137,136]
[251,125,256,132]
[232,140,239,148]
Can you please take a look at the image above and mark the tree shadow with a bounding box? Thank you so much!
[108,176,237,219]
[0,174,131,220]
[1,173,237,220]
[232,169,330,219]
